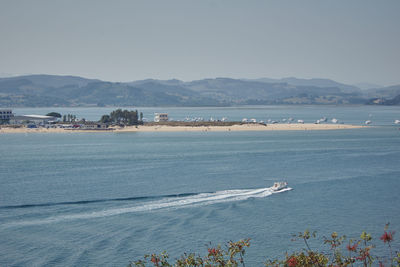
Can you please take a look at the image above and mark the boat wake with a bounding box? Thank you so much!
[2,186,292,227]
[0,192,201,210]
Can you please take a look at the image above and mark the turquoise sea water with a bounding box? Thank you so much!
[1,106,400,266]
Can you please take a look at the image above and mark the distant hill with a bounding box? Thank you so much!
[183,77,365,105]
[364,85,400,99]
[386,94,400,105]
[0,76,220,107]
[244,77,361,92]
[353,82,383,90]
[0,74,397,107]
[0,74,100,88]
[366,93,400,106]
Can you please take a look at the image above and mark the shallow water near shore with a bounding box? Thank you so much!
[1,106,400,266]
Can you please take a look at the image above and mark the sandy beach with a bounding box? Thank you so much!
[0,123,366,134]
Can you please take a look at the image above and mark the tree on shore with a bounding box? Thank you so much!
[62,114,77,123]
[100,115,111,124]
[46,112,62,118]
[99,109,142,126]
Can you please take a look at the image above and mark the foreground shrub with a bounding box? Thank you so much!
[130,225,399,266]
[129,239,250,267]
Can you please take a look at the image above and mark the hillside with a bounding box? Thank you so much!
[184,78,364,105]
[366,94,400,105]
[364,85,400,99]
[0,75,220,107]
[246,77,361,92]
[0,74,397,107]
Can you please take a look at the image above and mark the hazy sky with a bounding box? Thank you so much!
[0,0,399,85]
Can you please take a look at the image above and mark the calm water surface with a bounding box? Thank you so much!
[12,105,400,125]
[1,106,400,266]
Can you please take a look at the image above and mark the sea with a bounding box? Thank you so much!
[1,105,400,266]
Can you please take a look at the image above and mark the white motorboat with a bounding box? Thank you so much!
[271,181,288,191]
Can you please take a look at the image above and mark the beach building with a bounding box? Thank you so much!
[154,113,168,122]
[0,109,14,123]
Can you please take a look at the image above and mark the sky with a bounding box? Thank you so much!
[0,0,399,86]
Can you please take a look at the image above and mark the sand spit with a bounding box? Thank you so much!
[0,123,366,134]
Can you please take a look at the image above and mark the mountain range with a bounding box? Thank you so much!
[0,74,399,107]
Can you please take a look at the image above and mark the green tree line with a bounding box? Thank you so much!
[100,109,143,126]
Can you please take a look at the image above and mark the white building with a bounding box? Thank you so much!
[154,113,168,122]
[10,114,57,125]
[0,109,14,122]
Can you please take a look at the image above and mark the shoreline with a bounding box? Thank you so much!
[0,123,366,134]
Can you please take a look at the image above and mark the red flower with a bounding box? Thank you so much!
[356,254,366,261]
[346,243,358,252]
[150,255,159,264]
[356,248,370,261]
[287,256,298,267]
[380,231,395,243]
[208,248,219,256]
